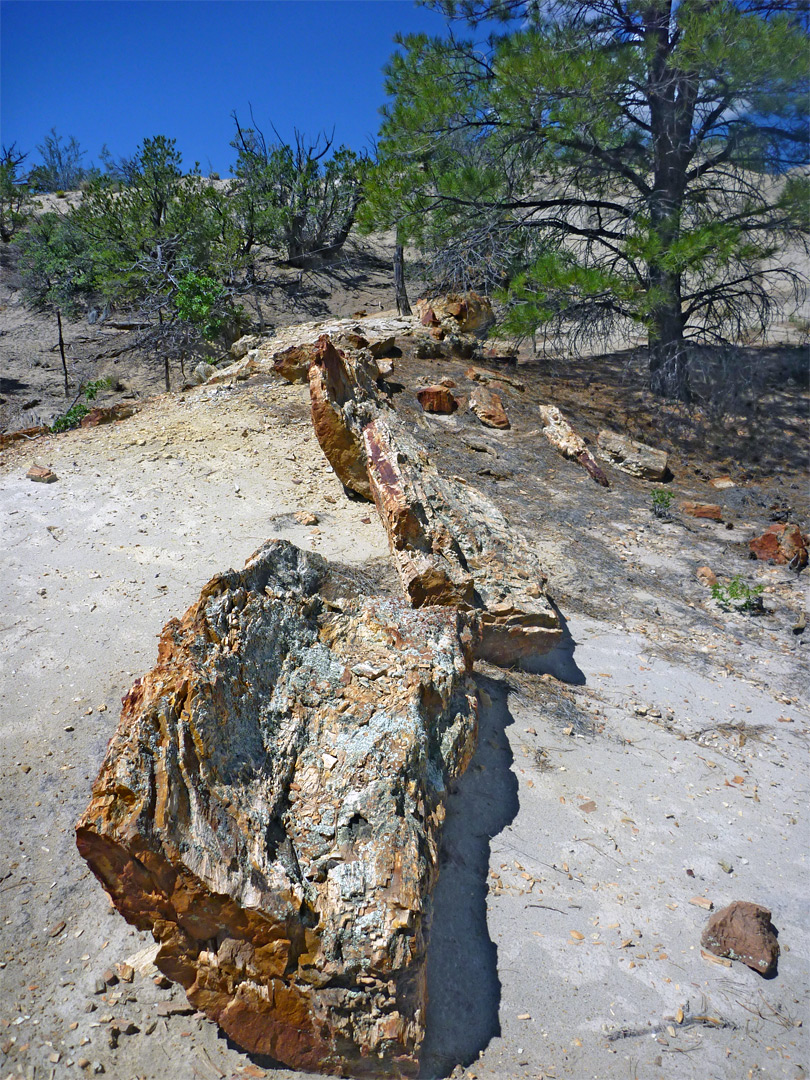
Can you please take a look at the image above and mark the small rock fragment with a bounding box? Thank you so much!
[469,386,510,429]
[749,523,808,569]
[681,502,722,521]
[48,920,67,937]
[294,511,319,527]
[696,566,718,588]
[27,464,58,483]
[596,431,668,480]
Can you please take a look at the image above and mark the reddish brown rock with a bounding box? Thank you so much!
[76,539,477,1076]
[681,502,722,521]
[272,343,318,384]
[79,403,137,429]
[700,901,779,975]
[415,293,494,335]
[27,464,58,483]
[0,425,49,451]
[469,387,510,429]
[538,405,609,487]
[415,385,458,415]
[363,417,561,664]
[749,523,808,569]
[308,336,377,500]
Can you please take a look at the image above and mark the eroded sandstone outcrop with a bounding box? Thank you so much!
[76,539,477,1076]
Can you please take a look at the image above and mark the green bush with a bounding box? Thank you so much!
[711,575,764,613]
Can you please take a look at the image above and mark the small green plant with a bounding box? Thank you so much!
[651,488,674,519]
[50,377,111,433]
[711,575,764,613]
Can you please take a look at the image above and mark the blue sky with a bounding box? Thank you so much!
[1,0,449,175]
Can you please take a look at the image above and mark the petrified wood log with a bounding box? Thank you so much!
[596,430,668,480]
[539,405,609,487]
[76,539,478,1076]
[308,336,381,501]
[363,417,561,665]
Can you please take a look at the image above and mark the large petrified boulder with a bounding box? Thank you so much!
[76,539,477,1076]
[596,430,668,481]
[364,417,561,665]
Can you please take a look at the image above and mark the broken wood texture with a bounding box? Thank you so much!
[303,336,562,665]
[596,430,668,481]
[76,539,478,1076]
[414,293,494,335]
[469,386,510,429]
[415,385,458,415]
[363,416,561,665]
[308,336,382,501]
[538,405,609,487]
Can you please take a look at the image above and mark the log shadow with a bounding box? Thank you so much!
[516,606,586,685]
[420,672,520,1078]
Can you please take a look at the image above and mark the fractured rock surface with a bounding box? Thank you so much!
[76,539,477,1076]
[364,417,561,665]
[596,430,668,480]
[701,901,780,975]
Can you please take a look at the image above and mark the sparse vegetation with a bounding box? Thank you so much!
[711,575,765,613]
[651,489,674,519]
[50,377,111,433]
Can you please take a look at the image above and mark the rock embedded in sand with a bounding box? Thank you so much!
[76,539,477,1076]
[415,293,494,335]
[27,463,58,483]
[700,901,779,975]
[681,501,722,521]
[538,405,609,487]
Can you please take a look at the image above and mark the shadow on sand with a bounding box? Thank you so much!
[516,606,586,685]
[420,672,520,1078]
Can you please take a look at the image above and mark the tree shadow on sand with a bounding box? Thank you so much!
[420,672,520,1078]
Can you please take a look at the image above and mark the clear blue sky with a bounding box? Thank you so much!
[1,0,449,175]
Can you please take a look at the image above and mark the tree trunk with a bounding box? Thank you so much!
[56,309,69,397]
[648,292,691,402]
[393,245,411,316]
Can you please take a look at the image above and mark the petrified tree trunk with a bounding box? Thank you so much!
[305,337,562,666]
[538,404,609,487]
[364,417,561,665]
[76,539,477,1077]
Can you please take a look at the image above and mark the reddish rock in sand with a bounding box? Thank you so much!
[681,501,723,521]
[415,385,458,415]
[76,539,478,1076]
[469,386,510,429]
[26,464,58,483]
[696,566,719,588]
[701,901,779,975]
[749,523,808,569]
[80,403,137,428]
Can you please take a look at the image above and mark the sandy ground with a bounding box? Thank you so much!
[1,351,808,1080]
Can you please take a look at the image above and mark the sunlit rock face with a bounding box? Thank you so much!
[76,539,477,1076]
